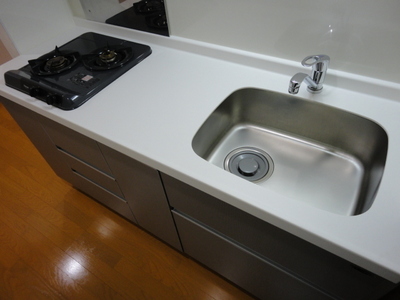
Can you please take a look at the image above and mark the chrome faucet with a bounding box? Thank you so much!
[288,55,330,94]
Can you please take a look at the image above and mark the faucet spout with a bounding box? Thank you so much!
[288,73,317,94]
[288,54,330,94]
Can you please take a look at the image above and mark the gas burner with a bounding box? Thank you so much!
[81,45,134,71]
[45,56,68,71]
[106,0,169,36]
[99,49,117,63]
[28,46,80,76]
[134,0,165,14]
[145,13,168,29]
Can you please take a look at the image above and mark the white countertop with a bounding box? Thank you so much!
[1,19,400,283]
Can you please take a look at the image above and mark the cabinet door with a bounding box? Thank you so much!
[99,144,182,251]
[161,173,395,300]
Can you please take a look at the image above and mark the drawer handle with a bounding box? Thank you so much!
[71,168,126,201]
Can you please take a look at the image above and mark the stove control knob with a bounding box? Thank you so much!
[46,94,61,105]
[29,87,44,98]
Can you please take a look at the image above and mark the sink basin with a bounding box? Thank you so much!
[192,88,388,215]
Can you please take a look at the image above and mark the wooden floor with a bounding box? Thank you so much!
[0,103,256,299]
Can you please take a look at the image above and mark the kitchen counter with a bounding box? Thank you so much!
[1,19,400,283]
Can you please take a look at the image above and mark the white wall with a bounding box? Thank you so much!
[0,0,75,54]
[2,0,399,83]
[166,0,400,84]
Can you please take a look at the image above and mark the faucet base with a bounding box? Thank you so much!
[307,86,323,94]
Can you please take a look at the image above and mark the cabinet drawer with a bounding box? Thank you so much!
[41,119,112,175]
[162,174,394,300]
[57,147,124,199]
[71,169,136,223]
[99,144,182,251]
[172,211,333,300]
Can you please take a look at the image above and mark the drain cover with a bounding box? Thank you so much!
[224,147,274,182]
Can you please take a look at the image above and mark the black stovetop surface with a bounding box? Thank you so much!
[4,32,152,110]
[106,0,169,37]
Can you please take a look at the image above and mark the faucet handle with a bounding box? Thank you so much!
[301,54,330,69]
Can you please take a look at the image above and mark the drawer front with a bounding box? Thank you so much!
[41,119,112,175]
[71,170,137,223]
[58,147,125,199]
[172,211,333,300]
[98,143,182,251]
[162,174,394,300]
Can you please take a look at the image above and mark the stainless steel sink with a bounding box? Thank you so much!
[192,88,388,215]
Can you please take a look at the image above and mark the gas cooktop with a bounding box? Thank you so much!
[106,0,169,37]
[4,32,152,110]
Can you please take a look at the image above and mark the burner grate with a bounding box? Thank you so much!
[28,46,80,76]
[145,13,168,29]
[134,0,165,14]
[81,45,134,71]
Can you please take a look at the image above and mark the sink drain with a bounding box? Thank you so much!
[224,147,274,182]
